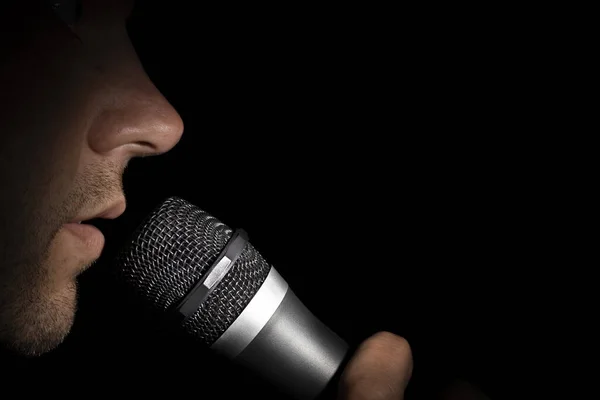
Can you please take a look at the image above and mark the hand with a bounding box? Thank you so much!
[338,331,413,400]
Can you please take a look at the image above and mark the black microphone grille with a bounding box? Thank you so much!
[114,196,272,346]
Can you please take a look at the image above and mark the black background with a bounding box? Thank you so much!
[6,2,536,398]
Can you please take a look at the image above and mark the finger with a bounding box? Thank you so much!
[339,331,413,400]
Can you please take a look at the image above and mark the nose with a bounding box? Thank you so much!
[87,82,184,158]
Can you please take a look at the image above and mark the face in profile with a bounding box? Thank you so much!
[0,0,184,356]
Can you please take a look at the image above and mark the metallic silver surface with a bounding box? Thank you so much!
[115,196,348,399]
[175,229,249,321]
[234,288,349,400]
[203,256,232,290]
[115,197,271,346]
[211,267,289,358]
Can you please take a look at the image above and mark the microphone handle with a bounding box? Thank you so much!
[233,288,350,400]
[210,268,350,400]
[316,348,354,400]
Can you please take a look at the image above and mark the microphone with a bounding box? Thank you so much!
[114,196,349,400]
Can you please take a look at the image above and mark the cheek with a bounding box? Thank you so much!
[0,50,95,266]
[1,58,91,183]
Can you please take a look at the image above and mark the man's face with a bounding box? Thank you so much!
[0,0,184,356]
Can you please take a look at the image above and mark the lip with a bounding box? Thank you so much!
[69,199,126,223]
[62,222,105,258]
[96,201,126,219]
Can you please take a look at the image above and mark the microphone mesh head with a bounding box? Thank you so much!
[114,197,272,346]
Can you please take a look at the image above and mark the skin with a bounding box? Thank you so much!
[0,0,184,356]
[340,332,413,400]
[0,1,422,399]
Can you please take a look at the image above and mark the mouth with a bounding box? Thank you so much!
[62,200,125,260]
[62,221,105,259]
[68,199,126,225]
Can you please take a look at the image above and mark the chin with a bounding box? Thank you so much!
[0,279,78,357]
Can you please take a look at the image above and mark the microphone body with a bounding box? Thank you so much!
[115,197,349,400]
[212,267,348,399]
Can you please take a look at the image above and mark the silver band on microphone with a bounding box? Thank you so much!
[211,267,288,358]
[211,266,348,400]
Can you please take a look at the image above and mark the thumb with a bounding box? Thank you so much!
[338,331,413,400]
